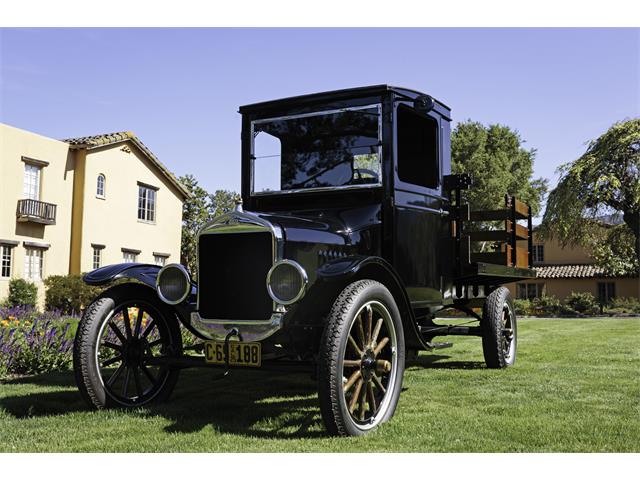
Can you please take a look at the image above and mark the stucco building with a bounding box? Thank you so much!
[0,124,189,305]
[507,231,639,304]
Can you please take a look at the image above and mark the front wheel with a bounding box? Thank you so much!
[318,280,405,436]
[481,286,517,368]
[73,284,182,408]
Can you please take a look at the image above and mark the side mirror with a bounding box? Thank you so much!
[414,95,435,114]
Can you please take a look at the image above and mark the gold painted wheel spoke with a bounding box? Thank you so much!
[371,318,383,345]
[373,337,389,356]
[349,378,363,413]
[375,359,392,374]
[343,369,362,393]
[356,316,366,349]
[358,385,367,420]
[372,374,386,394]
[367,380,377,413]
[348,335,362,356]
[343,360,361,368]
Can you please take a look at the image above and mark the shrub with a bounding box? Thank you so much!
[565,291,599,314]
[6,278,38,308]
[44,275,103,315]
[532,295,562,315]
[513,299,532,316]
[606,297,640,315]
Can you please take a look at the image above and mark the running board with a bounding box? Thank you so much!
[420,325,483,337]
[425,341,453,350]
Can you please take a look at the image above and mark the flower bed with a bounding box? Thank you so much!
[0,306,79,379]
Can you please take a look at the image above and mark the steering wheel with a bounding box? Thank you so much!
[353,168,380,183]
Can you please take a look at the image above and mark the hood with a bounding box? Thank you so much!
[256,204,382,246]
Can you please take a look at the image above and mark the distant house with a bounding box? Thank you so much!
[507,230,639,304]
[0,124,189,306]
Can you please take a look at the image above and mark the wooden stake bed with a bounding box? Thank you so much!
[444,174,537,286]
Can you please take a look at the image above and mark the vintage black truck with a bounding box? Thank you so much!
[75,85,535,436]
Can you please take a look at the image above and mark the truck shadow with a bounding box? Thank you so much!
[1,355,485,441]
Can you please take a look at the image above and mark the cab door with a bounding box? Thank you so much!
[392,101,450,307]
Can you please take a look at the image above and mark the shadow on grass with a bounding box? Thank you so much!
[406,354,485,370]
[0,368,326,439]
[1,354,485,439]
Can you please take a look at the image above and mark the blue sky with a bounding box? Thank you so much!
[1,28,638,199]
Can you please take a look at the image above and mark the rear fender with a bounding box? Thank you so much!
[317,256,426,350]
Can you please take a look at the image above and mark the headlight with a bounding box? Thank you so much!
[156,263,191,305]
[266,259,308,305]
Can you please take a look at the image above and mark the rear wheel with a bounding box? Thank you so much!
[481,286,517,368]
[73,284,182,408]
[318,280,405,436]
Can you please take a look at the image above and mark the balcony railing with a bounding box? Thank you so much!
[16,199,57,225]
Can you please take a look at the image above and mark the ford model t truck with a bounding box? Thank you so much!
[75,85,535,436]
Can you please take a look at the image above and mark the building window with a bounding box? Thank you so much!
[23,164,41,200]
[24,248,44,281]
[597,282,616,304]
[1,245,13,278]
[92,247,102,269]
[96,174,106,198]
[517,283,544,300]
[532,244,544,263]
[122,248,140,263]
[137,185,157,222]
[153,254,168,266]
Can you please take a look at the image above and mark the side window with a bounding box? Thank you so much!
[96,174,106,198]
[532,244,544,263]
[397,105,439,189]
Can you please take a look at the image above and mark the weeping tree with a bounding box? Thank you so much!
[540,118,640,275]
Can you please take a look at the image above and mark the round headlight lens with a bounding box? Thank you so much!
[156,264,191,305]
[267,260,308,305]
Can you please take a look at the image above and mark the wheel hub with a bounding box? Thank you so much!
[361,349,376,381]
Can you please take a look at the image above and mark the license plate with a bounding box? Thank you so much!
[204,341,261,367]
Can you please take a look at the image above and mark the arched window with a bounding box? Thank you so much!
[96,174,105,198]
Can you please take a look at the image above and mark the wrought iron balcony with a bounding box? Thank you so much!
[16,199,57,225]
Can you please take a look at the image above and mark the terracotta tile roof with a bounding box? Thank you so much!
[534,264,637,279]
[62,131,190,199]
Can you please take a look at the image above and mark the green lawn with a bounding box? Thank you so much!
[1,317,638,452]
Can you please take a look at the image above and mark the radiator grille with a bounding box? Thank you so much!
[197,231,273,320]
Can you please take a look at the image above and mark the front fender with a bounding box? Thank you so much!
[83,263,162,289]
[317,256,427,350]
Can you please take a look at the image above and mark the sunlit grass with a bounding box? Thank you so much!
[0,317,638,452]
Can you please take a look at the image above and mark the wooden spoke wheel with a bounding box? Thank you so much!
[74,284,182,408]
[481,286,517,368]
[319,280,405,436]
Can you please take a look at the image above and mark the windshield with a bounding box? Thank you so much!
[251,105,382,194]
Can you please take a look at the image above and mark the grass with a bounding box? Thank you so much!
[0,317,638,452]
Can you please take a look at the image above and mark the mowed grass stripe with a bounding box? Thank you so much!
[0,318,638,452]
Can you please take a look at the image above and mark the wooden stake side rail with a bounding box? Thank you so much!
[443,174,536,286]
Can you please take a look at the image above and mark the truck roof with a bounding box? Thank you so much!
[239,84,451,118]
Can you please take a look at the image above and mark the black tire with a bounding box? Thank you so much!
[318,279,405,436]
[73,283,182,409]
[481,286,517,368]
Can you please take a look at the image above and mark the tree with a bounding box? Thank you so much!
[540,119,640,275]
[451,121,548,217]
[178,175,239,277]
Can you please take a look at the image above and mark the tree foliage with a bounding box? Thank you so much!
[451,121,548,216]
[540,118,640,275]
[179,174,239,277]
